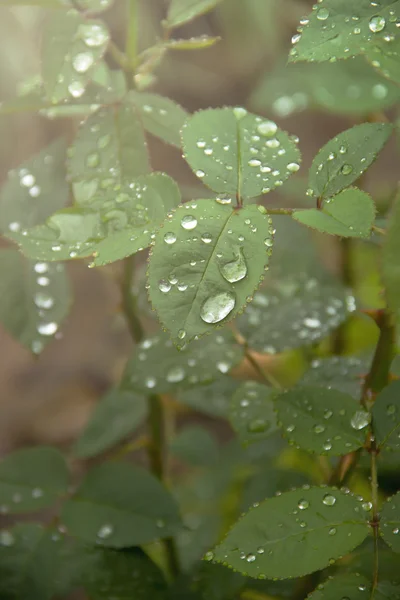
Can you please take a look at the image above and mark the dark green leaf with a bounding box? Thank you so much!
[365,37,400,85]
[380,491,400,553]
[166,0,224,28]
[275,386,368,455]
[375,582,400,599]
[170,426,219,466]
[372,380,400,451]
[212,486,370,579]
[73,389,147,459]
[230,381,278,446]
[293,188,375,238]
[307,573,370,599]
[61,462,181,547]
[178,377,238,418]
[308,123,392,200]
[147,199,274,345]
[129,91,188,148]
[300,355,371,397]
[122,330,243,393]
[289,1,400,63]
[0,251,71,354]
[241,468,310,511]
[182,108,301,199]
[382,191,400,317]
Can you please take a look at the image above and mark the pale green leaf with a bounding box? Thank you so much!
[212,486,370,579]
[0,447,69,513]
[0,139,68,234]
[300,355,371,397]
[165,35,221,50]
[230,381,278,446]
[170,426,219,466]
[122,330,243,394]
[382,191,400,317]
[72,0,114,12]
[61,462,182,547]
[73,389,147,459]
[372,380,400,451]
[182,108,301,199]
[0,0,113,8]
[0,524,65,600]
[42,10,110,103]
[275,386,368,455]
[289,0,400,63]
[166,0,224,28]
[293,188,375,238]
[307,573,370,599]
[380,491,400,553]
[365,37,400,85]
[147,199,274,345]
[178,377,238,418]
[0,250,72,354]
[308,122,393,200]
[129,91,188,148]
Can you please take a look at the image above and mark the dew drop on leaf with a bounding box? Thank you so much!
[316,7,329,20]
[164,232,177,244]
[166,366,186,383]
[220,249,247,283]
[257,120,278,137]
[322,494,336,506]
[73,52,94,73]
[369,15,386,33]
[350,410,370,430]
[298,499,309,510]
[37,322,58,336]
[200,291,236,324]
[181,215,198,230]
[97,524,113,539]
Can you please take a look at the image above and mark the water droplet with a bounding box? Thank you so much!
[287,162,300,173]
[200,291,236,324]
[322,494,336,506]
[37,276,50,287]
[196,170,205,179]
[201,232,213,244]
[247,419,269,433]
[37,322,58,336]
[178,329,186,340]
[196,140,206,148]
[68,80,85,98]
[328,527,337,536]
[372,83,388,99]
[164,232,176,244]
[204,551,214,561]
[216,194,232,205]
[0,531,15,547]
[369,15,386,32]
[323,441,332,451]
[339,145,347,154]
[73,52,94,73]
[248,159,262,167]
[220,249,247,283]
[304,317,321,328]
[341,164,353,175]
[386,404,397,416]
[246,553,256,562]
[350,410,370,430]
[159,279,171,293]
[21,173,35,187]
[181,215,198,230]
[298,499,309,510]
[361,501,372,512]
[316,7,330,20]
[79,22,109,47]
[32,488,43,498]
[257,120,278,137]
[313,424,325,434]
[34,292,54,310]
[97,524,113,539]
[145,377,157,389]
[166,366,185,383]
[233,107,247,120]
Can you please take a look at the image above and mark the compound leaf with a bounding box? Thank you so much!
[61,462,181,547]
[0,447,69,514]
[380,491,400,553]
[372,380,400,451]
[293,188,375,238]
[147,199,274,345]
[166,0,224,28]
[182,108,301,199]
[230,381,278,446]
[0,250,72,354]
[275,386,368,455]
[212,486,370,579]
[382,191,400,318]
[73,390,147,459]
[308,123,392,200]
[307,573,371,599]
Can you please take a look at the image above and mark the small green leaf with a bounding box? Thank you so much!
[129,91,188,148]
[212,486,370,579]
[308,122,392,200]
[165,35,221,50]
[42,10,110,103]
[73,389,147,459]
[0,447,69,513]
[382,191,400,317]
[0,139,68,234]
[372,380,400,451]
[178,377,238,418]
[275,386,368,455]
[0,524,66,600]
[61,462,181,547]
[0,251,72,354]
[289,0,400,63]
[230,381,278,446]
[170,426,219,466]
[121,330,243,394]
[307,573,371,599]
[365,37,400,85]
[166,0,224,28]
[293,188,375,238]
[380,491,400,553]
[147,199,274,345]
[300,355,371,398]
[182,108,301,199]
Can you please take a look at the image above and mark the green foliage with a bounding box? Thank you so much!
[300,355,371,397]
[372,381,400,451]
[230,381,278,446]
[170,426,219,466]
[166,0,225,28]
[365,37,400,85]
[129,92,188,148]
[380,491,400,554]
[383,191,400,318]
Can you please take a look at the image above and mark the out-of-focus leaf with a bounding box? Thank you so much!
[0,251,71,354]
[241,467,310,511]
[170,426,219,466]
[300,355,371,398]
[380,491,400,554]
[307,573,370,599]
[178,377,238,418]
[166,0,224,28]
[165,36,221,50]
[382,191,400,318]
[230,382,278,446]
[365,37,400,85]
[372,380,400,451]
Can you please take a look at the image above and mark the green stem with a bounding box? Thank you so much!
[126,0,139,69]
[370,442,379,598]
[265,207,295,215]
[121,255,144,344]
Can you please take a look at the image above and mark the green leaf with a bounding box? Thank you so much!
[41,10,110,103]
[307,573,370,599]
[0,139,68,234]
[300,355,371,398]
[129,91,188,148]
[382,191,400,317]
[181,108,301,199]
[375,582,400,599]
[147,199,274,345]
[380,491,400,553]
[166,0,224,28]
[170,426,220,466]
[67,100,150,193]
[308,123,392,200]
[178,377,238,418]
[365,37,400,85]
[122,330,243,393]
[0,250,72,354]
[242,468,310,512]
[212,486,370,579]
[0,447,69,514]
[230,381,278,446]
[81,547,167,600]
[289,0,400,63]
[0,524,66,600]
[165,35,221,50]
[73,389,147,459]
[293,188,375,238]
[275,386,368,455]
[372,380,400,451]
[71,0,114,12]
[61,462,182,547]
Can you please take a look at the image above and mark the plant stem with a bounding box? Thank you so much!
[121,255,144,344]
[126,0,139,69]
[370,440,379,598]
[265,207,295,215]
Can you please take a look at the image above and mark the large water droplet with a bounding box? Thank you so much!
[164,232,176,244]
[200,291,236,324]
[166,366,186,383]
[257,120,278,137]
[350,410,370,430]
[73,52,94,73]
[298,499,309,510]
[37,322,58,336]
[181,215,198,230]
[316,7,330,20]
[322,494,336,506]
[79,22,109,47]
[220,249,247,283]
[34,292,54,310]
[369,15,386,32]
[97,524,113,539]
[341,164,353,175]
[159,279,171,293]
[233,107,247,120]
[68,80,85,98]
[216,194,232,205]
